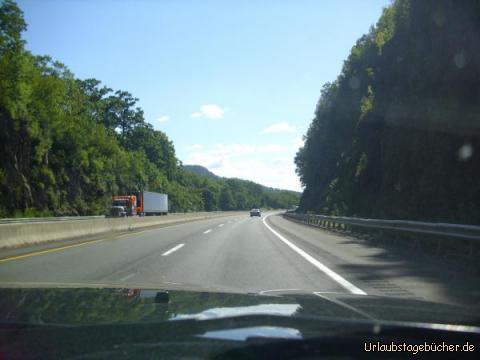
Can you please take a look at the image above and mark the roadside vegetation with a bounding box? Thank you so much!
[295,0,480,224]
[0,0,299,217]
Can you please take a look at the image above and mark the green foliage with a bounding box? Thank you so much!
[219,187,236,211]
[295,0,480,224]
[359,86,374,120]
[0,0,300,216]
[177,167,300,211]
[0,0,25,52]
[355,153,368,178]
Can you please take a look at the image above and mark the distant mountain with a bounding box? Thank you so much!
[183,165,301,195]
[182,165,221,180]
[181,164,300,209]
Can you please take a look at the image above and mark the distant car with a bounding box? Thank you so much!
[250,209,261,217]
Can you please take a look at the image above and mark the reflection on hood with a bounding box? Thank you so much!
[198,326,303,341]
[171,303,301,321]
[0,287,478,327]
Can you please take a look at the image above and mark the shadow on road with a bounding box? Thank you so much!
[274,214,480,308]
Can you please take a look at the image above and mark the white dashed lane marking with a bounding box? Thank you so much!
[162,244,185,256]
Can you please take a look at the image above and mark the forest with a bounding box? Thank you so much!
[295,0,480,224]
[0,0,299,217]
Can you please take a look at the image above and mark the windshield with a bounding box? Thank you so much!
[0,0,479,341]
[112,200,127,207]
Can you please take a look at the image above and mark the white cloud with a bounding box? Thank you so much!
[201,104,224,119]
[156,115,170,123]
[261,121,296,134]
[293,137,305,150]
[183,143,302,191]
[191,104,225,119]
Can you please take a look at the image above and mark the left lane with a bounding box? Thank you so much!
[0,214,245,286]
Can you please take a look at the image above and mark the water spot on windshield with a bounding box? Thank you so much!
[433,11,446,26]
[453,52,466,69]
[458,143,473,161]
[349,76,360,89]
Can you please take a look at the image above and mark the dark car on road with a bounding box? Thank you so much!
[250,208,261,217]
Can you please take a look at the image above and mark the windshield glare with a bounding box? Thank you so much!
[0,0,479,338]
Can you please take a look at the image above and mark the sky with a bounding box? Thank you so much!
[17,0,389,192]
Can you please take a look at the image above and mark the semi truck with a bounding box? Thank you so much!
[108,191,168,217]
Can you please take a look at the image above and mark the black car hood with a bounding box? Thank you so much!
[1,286,480,359]
[0,285,478,328]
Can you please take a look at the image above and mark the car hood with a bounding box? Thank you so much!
[0,285,478,328]
[2,286,480,359]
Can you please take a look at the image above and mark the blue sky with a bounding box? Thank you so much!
[18,0,389,191]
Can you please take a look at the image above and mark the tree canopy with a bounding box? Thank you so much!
[0,0,299,217]
[295,0,480,224]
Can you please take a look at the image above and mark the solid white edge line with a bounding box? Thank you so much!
[161,243,185,256]
[203,229,212,234]
[262,214,367,295]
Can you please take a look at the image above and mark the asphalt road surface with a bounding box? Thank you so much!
[0,212,478,306]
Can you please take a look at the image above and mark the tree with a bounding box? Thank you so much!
[219,187,236,211]
[296,0,480,224]
[0,0,25,52]
[0,0,300,217]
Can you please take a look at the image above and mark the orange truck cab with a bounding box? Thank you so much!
[110,195,137,217]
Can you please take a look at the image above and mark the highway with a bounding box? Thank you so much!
[0,212,478,307]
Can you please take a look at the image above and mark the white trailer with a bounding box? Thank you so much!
[139,191,168,215]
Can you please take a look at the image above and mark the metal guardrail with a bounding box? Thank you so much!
[284,212,480,241]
